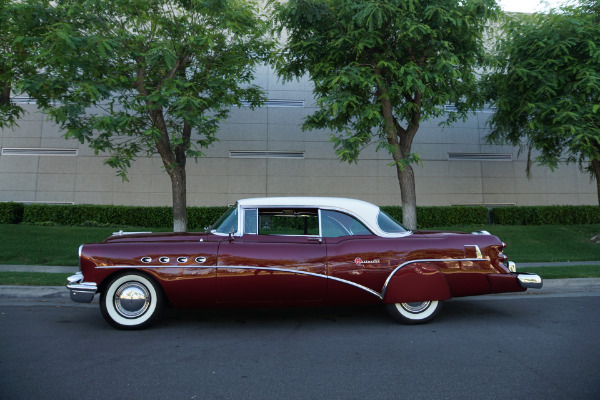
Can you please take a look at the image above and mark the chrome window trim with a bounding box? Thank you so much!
[242,206,321,237]
[238,204,409,239]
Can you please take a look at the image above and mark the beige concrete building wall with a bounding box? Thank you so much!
[0,66,597,207]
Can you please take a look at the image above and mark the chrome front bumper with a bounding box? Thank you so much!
[66,272,98,303]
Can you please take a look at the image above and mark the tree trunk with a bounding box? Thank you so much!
[148,107,189,232]
[169,164,187,233]
[396,163,417,230]
[135,66,191,232]
[377,82,420,230]
[0,80,11,106]
[592,157,600,222]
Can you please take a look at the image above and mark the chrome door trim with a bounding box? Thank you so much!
[94,257,488,300]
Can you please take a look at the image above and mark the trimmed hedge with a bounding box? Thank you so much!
[21,204,229,230]
[491,205,599,225]
[381,205,489,229]
[1,203,597,228]
[0,202,25,224]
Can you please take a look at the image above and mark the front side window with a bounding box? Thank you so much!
[211,206,238,235]
[258,208,319,236]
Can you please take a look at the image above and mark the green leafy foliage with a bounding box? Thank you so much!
[381,205,489,229]
[484,1,600,214]
[491,206,599,225]
[15,0,272,231]
[0,0,52,128]
[11,203,597,228]
[271,0,500,229]
[0,202,24,224]
[21,204,229,229]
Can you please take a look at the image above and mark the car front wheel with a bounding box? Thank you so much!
[100,273,164,330]
[386,300,443,324]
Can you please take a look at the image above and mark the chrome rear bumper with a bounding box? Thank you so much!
[516,272,543,289]
[66,272,98,303]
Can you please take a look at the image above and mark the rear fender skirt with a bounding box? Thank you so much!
[382,263,451,303]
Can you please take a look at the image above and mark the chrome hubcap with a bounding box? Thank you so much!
[401,301,431,314]
[114,282,150,318]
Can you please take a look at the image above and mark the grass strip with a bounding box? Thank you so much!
[522,265,600,279]
[0,272,71,286]
[1,223,598,266]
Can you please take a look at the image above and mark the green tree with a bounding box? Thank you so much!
[484,0,600,219]
[19,0,271,231]
[0,0,51,128]
[270,0,499,229]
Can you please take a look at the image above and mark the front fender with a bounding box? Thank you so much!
[383,263,451,303]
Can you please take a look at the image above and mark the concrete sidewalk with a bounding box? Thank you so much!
[0,265,79,273]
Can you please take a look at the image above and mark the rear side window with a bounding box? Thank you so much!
[377,210,408,233]
[321,210,372,237]
[257,208,319,236]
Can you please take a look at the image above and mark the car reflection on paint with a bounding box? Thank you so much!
[67,197,543,329]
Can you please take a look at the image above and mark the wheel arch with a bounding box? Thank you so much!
[382,262,452,304]
[97,269,168,303]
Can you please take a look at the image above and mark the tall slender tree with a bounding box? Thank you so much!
[271,0,499,229]
[20,0,272,231]
[484,0,600,219]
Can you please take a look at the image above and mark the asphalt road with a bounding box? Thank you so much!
[1,294,599,400]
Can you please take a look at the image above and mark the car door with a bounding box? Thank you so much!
[321,209,398,304]
[216,207,328,304]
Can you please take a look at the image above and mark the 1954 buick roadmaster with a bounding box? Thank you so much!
[67,197,543,329]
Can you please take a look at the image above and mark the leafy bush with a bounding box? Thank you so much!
[0,202,25,224]
[22,204,228,229]
[187,206,230,230]
[380,205,489,229]
[9,203,599,229]
[491,205,599,225]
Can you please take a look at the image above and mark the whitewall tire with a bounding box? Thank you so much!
[100,273,164,330]
[386,300,443,325]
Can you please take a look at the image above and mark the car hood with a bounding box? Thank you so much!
[102,231,209,243]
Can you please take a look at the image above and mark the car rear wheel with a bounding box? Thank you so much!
[100,273,164,330]
[386,300,443,324]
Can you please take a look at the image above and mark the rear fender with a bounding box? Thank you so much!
[383,263,451,304]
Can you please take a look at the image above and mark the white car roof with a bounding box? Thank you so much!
[236,197,409,238]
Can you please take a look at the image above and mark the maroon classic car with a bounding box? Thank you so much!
[67,197,542,329]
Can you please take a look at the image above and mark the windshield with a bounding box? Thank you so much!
[377,210,408,233]
[210,206,238,234]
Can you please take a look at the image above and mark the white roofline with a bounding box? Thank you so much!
[235,197,410,238]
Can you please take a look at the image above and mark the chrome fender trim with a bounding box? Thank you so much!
[96,264,383,299]
[380,258,486,299]
[93,257,489,301]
